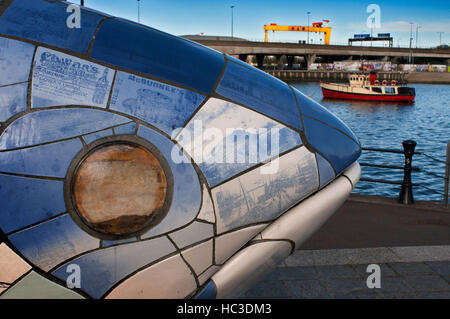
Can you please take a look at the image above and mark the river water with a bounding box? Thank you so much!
[291,83,450,202]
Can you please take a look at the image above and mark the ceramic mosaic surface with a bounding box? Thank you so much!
[32,48,115,108]
[0,0,360,299]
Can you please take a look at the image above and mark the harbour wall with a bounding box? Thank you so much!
[266,70,450,84]
[266,70,404,83]
[406,72,450,84]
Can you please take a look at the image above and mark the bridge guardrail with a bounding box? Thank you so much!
[244,38,445,49]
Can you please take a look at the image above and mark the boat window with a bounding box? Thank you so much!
[372,87,382,93]
[385,87,395,94]
[398,87,410,94]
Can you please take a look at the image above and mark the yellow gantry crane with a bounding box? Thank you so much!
[264,20,332,45]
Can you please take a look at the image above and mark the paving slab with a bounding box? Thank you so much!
[283,280,331,299]
[241,246,450,299]
[388,262,435,276]
[301,194,450,250]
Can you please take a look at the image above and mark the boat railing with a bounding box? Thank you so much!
[358,140,450,206]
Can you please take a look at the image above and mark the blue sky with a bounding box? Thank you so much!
[80,0,449,47]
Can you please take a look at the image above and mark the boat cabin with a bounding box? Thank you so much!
[349,74,370,87]
[348,73,401,95]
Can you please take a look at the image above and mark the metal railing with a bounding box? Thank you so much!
[244,38,446,49]
[359,140,450,207]
[241,37,446,50]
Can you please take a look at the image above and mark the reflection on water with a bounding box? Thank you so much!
[291,83,450,202]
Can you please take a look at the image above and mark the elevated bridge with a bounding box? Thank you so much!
[189,39,450,68]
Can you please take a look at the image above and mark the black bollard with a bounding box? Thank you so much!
[398,140,416,204]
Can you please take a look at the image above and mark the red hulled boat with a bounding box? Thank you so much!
[320,72,415,103]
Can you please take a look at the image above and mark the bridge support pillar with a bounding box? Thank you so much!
[277,55,284,69]
[256,54,265,69]
[391,56,402,64]
[299,56,306,70]
[238,54,248,63]
[306,54,316,70]
[287,55,295,69]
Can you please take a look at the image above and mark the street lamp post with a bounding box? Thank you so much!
[137,0,141,23]
[80,0,84,5]
[416,25,421,48]
[409,22,414,64]
[437,32,444,46]
[370,16,375,47]
[307,12,311,44]
[231,5,235,39]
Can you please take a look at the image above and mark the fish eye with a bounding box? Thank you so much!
[66,137,173,239]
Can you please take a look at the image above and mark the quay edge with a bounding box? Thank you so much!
[265,70,450,84]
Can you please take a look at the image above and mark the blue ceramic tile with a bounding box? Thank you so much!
[316,153,335,189]
[110,72,205,134]
[195,280,217,299]
[138,126,202,239]
[65,10,106,53]
[0,175,65,234]
[32,48,115,108]
[226,54,273,79]
[114,122,136,135]
[201,127,302,187]
[0,108,129,150]
[83,129,113,144]
[216,60,301,130]
[226,55,253,69]
[0,82,28,122]
[0,139,82,178]
[102,237,138,248]
[292,87,359,144]
[0,37,35,86]
[90,19,225,94]
[52,236,176,298]
[8,214,99,271]
[79,7,112,18]
[175,98,302,187]
[0,0,103,54]
[212,147,319,233]
[169,221,214,249]
[303,117,361,174]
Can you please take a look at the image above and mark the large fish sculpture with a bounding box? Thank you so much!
[0,0,361,299]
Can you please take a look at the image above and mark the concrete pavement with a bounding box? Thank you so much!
[241,195,450,299]
[240,246,450,299]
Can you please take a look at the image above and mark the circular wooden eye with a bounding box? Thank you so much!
[72,143,167,236]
